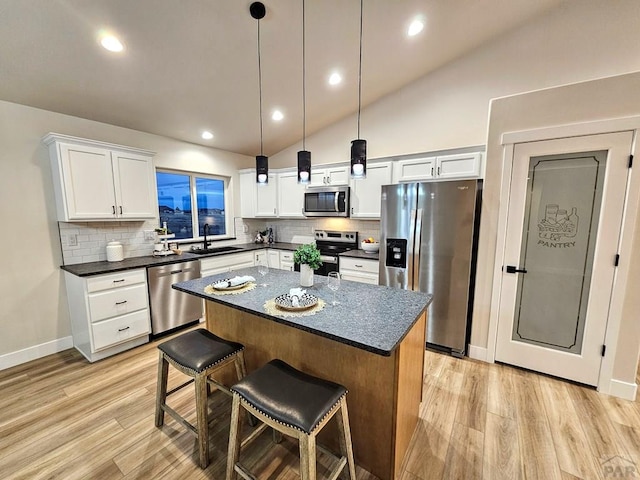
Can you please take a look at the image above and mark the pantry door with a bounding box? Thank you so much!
[495,132,632,386]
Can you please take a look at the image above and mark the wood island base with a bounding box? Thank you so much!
[205,301,426,480]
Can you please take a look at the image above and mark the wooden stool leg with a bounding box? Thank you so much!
[155,352,169,427]
[299,433,317,480]
[335,398,356,480]
[226,394,244,480]
[234,350,248,380]
[195,372,210,468]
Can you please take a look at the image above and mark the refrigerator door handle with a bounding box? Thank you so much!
[408,209,417,290]
[413,209,423,290]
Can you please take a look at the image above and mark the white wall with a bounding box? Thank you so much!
[271,0,640,167]
[0,100,252,363]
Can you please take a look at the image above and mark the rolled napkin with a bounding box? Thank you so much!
[213,275,255,289]
[288,288,306,307]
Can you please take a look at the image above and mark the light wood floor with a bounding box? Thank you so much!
[1,331,639,480]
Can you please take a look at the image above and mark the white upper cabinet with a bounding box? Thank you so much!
[277,171,305,218]
[350,161,393,218]
[393,152,483,183]
[255,173,278,217]
[239,171,256,218]
[309,165,350,187]
[44,133,156,221]
[437,152,483,179]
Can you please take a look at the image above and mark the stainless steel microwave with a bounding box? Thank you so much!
[303,186,350,217]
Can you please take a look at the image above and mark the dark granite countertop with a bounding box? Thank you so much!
[173,266,431,357]
[61,242,304,277]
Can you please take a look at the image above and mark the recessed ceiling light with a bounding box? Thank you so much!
[272,110,284,121]
[100,34,124,52]
[201,131,214,140]
[407,19,424,37]
[328,73,342,86]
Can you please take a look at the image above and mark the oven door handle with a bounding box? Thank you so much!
[320,255,338,264]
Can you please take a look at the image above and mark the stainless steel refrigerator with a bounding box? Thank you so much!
[379,180,481,356]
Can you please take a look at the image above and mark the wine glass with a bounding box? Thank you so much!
[257,258,269,287]
[327,272,340,306]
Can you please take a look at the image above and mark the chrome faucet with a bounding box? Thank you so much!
[203,223,211,250]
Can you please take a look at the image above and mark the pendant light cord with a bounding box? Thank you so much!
[302,0,306,150]
[257,19,264,156]
[357,0,363,139]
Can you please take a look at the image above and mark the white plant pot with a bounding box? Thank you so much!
[300,264,314,287]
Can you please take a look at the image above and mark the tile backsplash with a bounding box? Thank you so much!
[59,217,381,265]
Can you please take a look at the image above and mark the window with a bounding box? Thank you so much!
[156,170,229,241]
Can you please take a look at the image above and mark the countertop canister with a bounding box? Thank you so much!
[106,240,124,262]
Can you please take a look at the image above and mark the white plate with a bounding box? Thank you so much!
[274,293,318,311]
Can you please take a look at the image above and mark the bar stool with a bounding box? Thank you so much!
[226,359,357,480]
[155,328,248,468]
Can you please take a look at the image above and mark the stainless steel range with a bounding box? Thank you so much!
[310,230,358,276]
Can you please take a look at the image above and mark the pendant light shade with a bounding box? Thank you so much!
[256,155,268,184]
[297,150,311,183]
[297,0,311,184]
[350,139,366,178]
[251,2,268,184]
[350,0,366,179]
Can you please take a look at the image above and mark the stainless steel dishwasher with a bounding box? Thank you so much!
[147,260,202,335]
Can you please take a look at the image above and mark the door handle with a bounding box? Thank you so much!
[505,265,527,274]
[112,205,116,214]
[170,269,183,275]
[119,206,123,215]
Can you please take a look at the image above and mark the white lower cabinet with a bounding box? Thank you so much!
[339,257,379,285]
[200,251,255,277]
[256,249,291,270]
[279,251,295,271]
[64,269,151,362]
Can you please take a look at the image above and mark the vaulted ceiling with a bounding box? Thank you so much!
[0,0,562,156]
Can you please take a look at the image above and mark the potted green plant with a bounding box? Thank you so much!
[293,243,322,287]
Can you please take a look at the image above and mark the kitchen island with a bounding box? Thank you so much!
[173,267,432,480]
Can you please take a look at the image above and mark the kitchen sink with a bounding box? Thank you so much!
[191,246,244,255]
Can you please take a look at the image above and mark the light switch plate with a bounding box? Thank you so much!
[68,234,78,246]
[144,230,155,241]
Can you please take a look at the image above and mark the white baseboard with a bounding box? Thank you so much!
[0,336,73,371]
[467,344,489,362]
[608,378,638,401]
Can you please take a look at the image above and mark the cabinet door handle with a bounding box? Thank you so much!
[119,206,123,215]
[115,300,128,305]
[323,177,326,184]
[118,326,130,332]
[112,279,126,283]
[430,168,434,176]
[112,205,116,214]
[437,167,441,175]
[273,208,276,214]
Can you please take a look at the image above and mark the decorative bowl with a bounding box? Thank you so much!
[361,241,380,253]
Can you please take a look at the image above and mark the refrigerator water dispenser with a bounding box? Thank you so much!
[385,239,407,268]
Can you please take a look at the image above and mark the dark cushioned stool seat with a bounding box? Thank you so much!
[231,359,346,434]
[155,328,248,469]
[158,328,244,374]
[226,359,356,480]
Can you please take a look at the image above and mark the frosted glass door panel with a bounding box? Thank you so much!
[512,151,606,354]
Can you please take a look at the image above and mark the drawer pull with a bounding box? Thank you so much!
[118,326,130,332]
[115,300,128,305]
[112,279,126,284]
[355,264,363,268]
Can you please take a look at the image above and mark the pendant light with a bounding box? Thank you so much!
[251,2,269,184]
[297,0,311,184]
[350,0,366,179]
